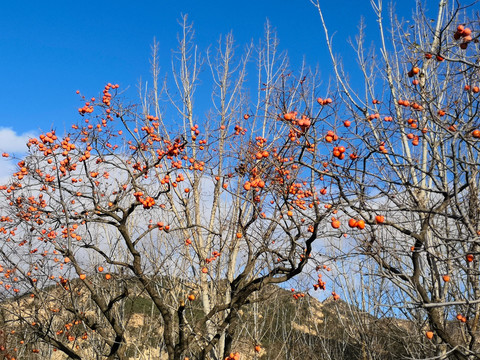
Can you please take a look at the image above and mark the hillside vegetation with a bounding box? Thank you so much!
[0,278,468,359]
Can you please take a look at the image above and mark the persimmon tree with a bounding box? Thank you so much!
[0,19,342,360]
[312,0,480,358]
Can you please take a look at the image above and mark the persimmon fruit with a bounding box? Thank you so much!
[356,220,365,229]
[331,219,341,229]
[375,215,385,224]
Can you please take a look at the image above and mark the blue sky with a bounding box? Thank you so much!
[0,0,419,179]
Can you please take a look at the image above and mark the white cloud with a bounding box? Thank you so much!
[0,127,36,184]
[0,127,35,153]
[0,158,15,184]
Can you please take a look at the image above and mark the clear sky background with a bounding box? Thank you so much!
[0,0,424,180]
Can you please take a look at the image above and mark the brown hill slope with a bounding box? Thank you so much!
[0,278,452,359]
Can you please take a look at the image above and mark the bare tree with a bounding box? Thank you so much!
[312,0,480,358]
[0,17,338,360]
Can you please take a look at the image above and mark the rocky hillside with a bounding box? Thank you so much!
[0,278,456,359]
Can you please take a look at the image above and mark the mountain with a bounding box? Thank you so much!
[0,278,444,359]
